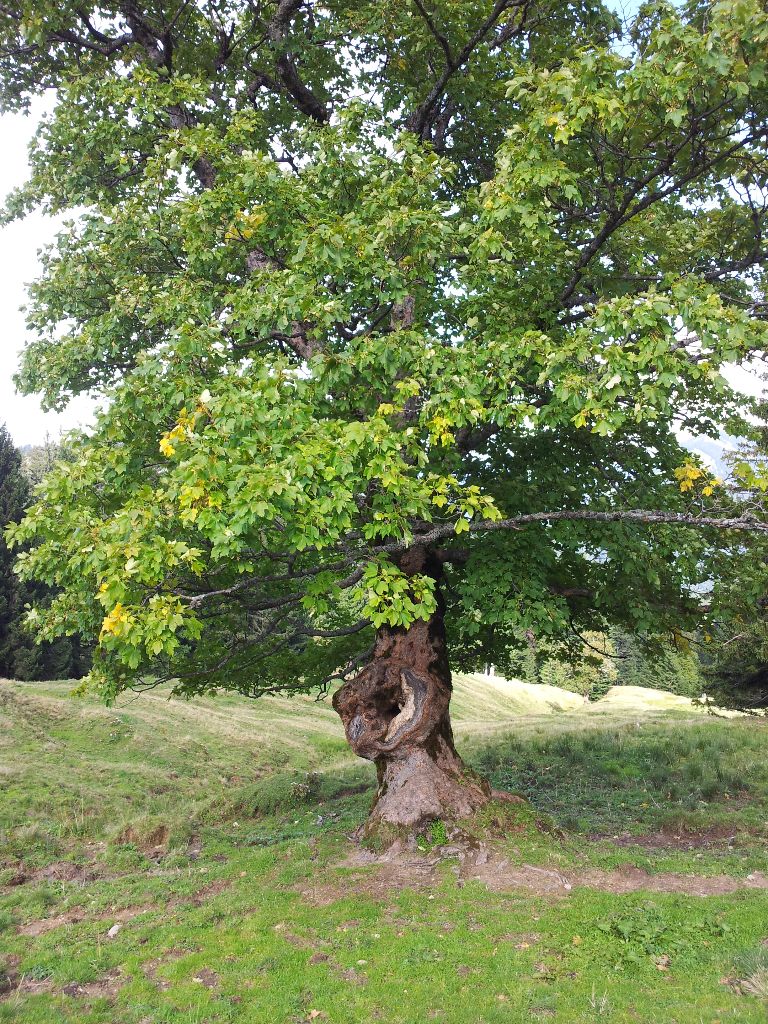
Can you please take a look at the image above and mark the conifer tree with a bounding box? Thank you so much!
[1,427,89,680]
[0,424,30,678]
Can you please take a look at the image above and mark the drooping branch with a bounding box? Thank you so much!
[183,565,365,609]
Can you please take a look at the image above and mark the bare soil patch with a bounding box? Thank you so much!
[60,967,124,999]
[186,835,203,860]
[2,849,116,890]
[590,825,763,851]
[117,823,171,858]
[16,860,100,886]
[190,878,232,904]
[271,920,368,984]
[300,843,768,905]
[17,902,157,938]
[16,877,232,939]
[0,974,56,1001]
[157,877,232,913]
[0,965,125,1003]
[17,909,86,937]
[192,967,219,989]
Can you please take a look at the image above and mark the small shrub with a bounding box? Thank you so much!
[289,772,321,803]
[103,842,150,870]
[415,819,449,850]
[739,970,768,1000]
[231,771,324,818]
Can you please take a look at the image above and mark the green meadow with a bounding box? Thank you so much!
[1,676,767,1024]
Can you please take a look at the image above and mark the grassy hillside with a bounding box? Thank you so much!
[1,676,768,1023]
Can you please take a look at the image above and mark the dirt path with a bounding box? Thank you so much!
[299,844,768,905]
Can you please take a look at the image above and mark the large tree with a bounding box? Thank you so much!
[3,0,768,835]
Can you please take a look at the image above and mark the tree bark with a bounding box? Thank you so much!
[332,548,491,839]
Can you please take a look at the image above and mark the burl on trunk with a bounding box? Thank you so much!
[332,548,491,837]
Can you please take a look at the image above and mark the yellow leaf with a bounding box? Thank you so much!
[100,603,131,638]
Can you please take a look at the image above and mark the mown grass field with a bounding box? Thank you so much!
[1,675,768,1023]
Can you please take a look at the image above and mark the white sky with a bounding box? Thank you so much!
[0,101,96,445]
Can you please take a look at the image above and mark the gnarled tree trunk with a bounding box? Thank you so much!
[332,548,491,838]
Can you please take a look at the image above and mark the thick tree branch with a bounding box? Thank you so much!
[246,247,318,359]
[263,0,330,123]
[411,0,454,66]
[179,507,767,612]
[49,25,134,56]
[119,2,218,187]
[404,0,525,139]
[412,508,768,545]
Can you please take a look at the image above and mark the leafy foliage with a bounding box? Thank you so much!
[0,427,87,680]
[1,1,767,699]
[595,902,729,971]
[698,394,768,708]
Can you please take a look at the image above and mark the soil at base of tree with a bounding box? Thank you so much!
[297,839,768,906]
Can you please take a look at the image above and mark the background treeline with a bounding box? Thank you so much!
[495,629,704,702]
[0,424,89,681]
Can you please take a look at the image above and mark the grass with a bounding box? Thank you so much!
[1,676,767,1023]
[477,718,768,834]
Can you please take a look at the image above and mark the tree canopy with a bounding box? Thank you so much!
[2,0,768,708]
